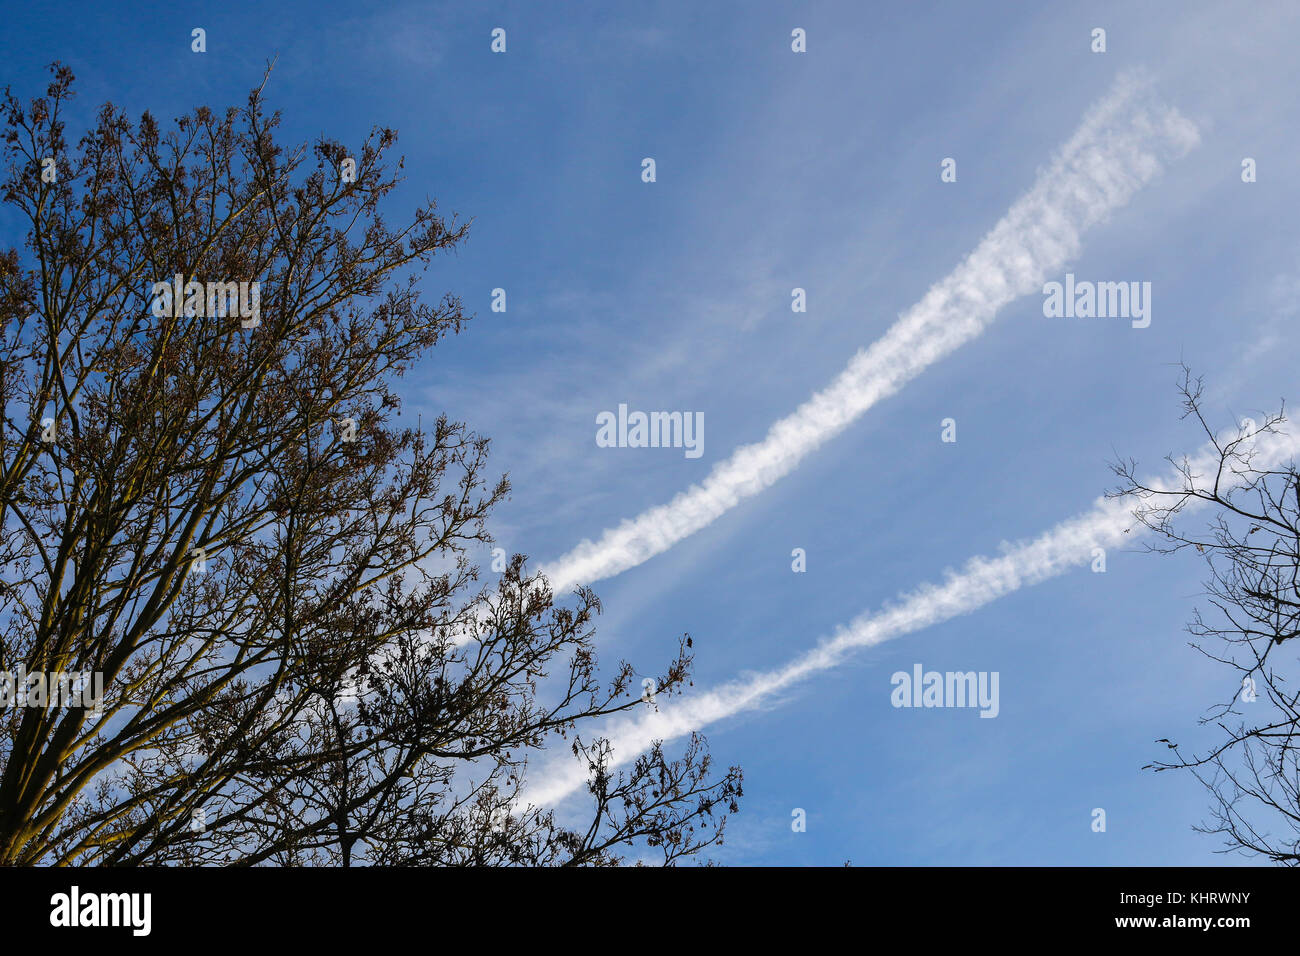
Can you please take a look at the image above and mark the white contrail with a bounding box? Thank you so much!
[540,72,1199,596]
[523,427,1300,808]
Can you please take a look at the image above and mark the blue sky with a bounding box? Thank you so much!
[4,0,1299,864]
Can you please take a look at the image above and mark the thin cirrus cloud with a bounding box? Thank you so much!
[524,425,1300,809]
[539,69,1201,597]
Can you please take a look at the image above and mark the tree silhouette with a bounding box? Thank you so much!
[0,64,740,866]
[1112,367,1298,864]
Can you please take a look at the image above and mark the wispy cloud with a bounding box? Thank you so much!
[540,71,1200,596]
[524,425,1299,808]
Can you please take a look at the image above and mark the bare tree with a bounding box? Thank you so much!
[0,64,740,866]
[1112,367,1299,864]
